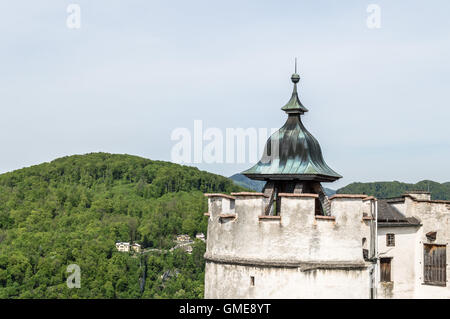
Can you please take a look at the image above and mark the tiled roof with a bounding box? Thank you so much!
[377,199,421,227]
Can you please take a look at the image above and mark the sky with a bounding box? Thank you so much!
[0,0,449,189]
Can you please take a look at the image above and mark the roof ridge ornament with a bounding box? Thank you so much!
[281,59,309,114]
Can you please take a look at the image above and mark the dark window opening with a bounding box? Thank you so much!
[363,249,369,261]
[314,198,325,216]
[362,238,368,261]
[424,244,446,286]
[380,257,392,282]
[250,276,255,286]
[386,233,395,247]
[426,231,437,241]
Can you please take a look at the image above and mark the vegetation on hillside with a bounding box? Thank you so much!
[0,153,243,298]
[337,180,450,200]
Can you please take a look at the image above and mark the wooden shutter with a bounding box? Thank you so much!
[380,258,392,282]
[424,244,446,285]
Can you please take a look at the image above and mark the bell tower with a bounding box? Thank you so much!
[204,63,374,299]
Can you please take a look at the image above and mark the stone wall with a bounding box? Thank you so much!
[204,192,375,299]
[205,261,369,299]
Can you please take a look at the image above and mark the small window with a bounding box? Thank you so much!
[380,258,392,282]
[424,244,446,286]
[386,233,395,247]
[250,276,255,286]
[362,238,368,261]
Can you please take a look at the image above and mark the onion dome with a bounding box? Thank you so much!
[242,68,341,182]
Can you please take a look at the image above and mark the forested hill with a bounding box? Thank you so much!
[337,180,450,200]
[0,153,244,299]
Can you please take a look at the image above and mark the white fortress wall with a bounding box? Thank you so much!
[204,193,375,299]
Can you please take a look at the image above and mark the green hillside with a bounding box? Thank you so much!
[0,153,244,299]
[337,180,450,200]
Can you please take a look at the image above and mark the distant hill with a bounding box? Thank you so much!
[229,173,336,196]
[0,153,244,299]
[229,174,450,200]
[229,174,266,192]
[323,187,336,197]
[337,180,450,200]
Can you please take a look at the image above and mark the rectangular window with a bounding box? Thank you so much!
[424,244,446,286]
[386,233,395,247]
[380,258,392,282]
[250,276,255,286]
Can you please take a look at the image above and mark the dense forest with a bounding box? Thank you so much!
[1,153,447,299]
[337,180,450,200]
[0,153,244,298]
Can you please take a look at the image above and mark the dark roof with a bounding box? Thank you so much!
[377,199,421,227]
[242,73,341,182]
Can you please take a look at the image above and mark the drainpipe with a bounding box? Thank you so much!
[373,199,378,299]
[369,199,378,299]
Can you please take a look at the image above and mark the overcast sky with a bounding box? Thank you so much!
[1,0,449,189]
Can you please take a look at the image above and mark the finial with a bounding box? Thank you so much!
[291,58,300,84]
[282,59,308,114]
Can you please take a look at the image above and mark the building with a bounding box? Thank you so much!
[203,69,450,299]
[176,234,192,243]
[116,242,130,252]
[195,233,206,242]
[131,243,141,253]
[376,191,450,298]
[204,69,377,299]
[115,242,141,253]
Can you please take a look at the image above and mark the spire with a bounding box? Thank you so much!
[281,59,309,114]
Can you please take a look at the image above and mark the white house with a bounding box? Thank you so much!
[195,233,206,242]
[115,242,130,252]
[376,191,450,298]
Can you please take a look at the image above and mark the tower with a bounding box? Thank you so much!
[203,66,376,299]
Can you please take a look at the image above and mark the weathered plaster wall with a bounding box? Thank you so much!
[206,195,371,263]
[377,226,419,298]
[377,197,450,299]
[404,198,450,298]
[205,193,450,299]
[204,194,374,299]
[205,261,370,299]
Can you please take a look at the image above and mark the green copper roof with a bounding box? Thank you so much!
[242,71,341,182]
